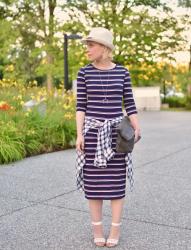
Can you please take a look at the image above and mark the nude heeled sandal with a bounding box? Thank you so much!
[106,222,122,247]
[91,221,106,247]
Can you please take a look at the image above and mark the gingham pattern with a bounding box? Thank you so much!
[75,116,134,192]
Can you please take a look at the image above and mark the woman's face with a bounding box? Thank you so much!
[85,41,105,61]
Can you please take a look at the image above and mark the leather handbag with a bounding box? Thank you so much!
[115,116,141,153]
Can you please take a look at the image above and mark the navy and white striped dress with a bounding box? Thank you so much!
[76,63,138,200]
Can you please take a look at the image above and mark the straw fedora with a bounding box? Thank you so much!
[81,27,115,51]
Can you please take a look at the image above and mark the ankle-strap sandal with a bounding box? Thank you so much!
[111,222,121,226]
[106,222,122,247]
[91,221,106,247]
[92,221,103,226]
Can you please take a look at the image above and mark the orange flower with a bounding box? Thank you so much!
[0,101,12,111]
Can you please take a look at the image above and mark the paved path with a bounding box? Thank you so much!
[0,111,191,250]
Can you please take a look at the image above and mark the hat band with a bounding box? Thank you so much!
[82,37,115,50]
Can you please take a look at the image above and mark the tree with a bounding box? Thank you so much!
[178,0,191,70]
[0,0,189,88]
[0,1,18,80]
[62,0,186,85]
[1,0,61,90]
[178,0,191,7]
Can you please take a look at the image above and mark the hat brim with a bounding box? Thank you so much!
[81,37,115,51]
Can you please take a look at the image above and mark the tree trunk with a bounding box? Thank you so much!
[45,0,56,91]
[189,44,191,71]
[46,53,53,91]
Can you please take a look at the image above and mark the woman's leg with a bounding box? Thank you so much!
[88,199,105,245]
[107,197,125,245]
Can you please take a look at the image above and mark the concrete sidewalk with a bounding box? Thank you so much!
[0,111,191,250]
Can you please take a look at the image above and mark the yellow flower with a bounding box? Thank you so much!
[64,112,73,120]
[143,75,149,80]
[0,101,6,106]
[63,104,70,109]
[17,95,22,100]
[5,65,14,72]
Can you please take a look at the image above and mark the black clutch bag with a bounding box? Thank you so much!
[115,116,141,153]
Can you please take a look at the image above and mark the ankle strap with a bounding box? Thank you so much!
[92,221,102,225]
[112,222,121,226]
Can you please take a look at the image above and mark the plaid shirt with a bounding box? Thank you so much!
[75,116,134,192]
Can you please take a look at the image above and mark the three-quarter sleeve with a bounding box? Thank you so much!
[123,69,138,116]
[76,67,87,112]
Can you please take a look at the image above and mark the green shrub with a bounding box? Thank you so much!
[162,96,186,108]
[23,108,44,154]
[0,121,26,164]
[185,96,191,110]
[0,86,77,164]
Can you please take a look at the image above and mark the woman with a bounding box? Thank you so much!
[75,27,141,247]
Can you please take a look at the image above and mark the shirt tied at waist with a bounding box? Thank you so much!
[76,116,134,192]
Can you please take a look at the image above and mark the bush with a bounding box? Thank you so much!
[0,121,25,164]
[0,82,77,164]
[185,96,191,110]
[162,96,186,108]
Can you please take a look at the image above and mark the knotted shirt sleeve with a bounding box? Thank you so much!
[76,67,87,112]
[123,69,138,116]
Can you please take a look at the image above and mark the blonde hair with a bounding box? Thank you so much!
[102,46,113,61]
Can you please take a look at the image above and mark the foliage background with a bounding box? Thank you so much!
[0,0,190,92]
[0,0,191,164]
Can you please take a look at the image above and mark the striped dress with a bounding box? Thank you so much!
[76,63,138,200]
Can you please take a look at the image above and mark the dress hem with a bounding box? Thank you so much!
[85,195,126,200]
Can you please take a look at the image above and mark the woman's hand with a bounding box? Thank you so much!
[128,114,141,143]
[76,135,85,153]
[134,128,141,143]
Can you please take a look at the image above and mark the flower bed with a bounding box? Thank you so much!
[0,79,77,164]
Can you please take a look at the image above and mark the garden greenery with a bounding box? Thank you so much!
[0,79,76,164]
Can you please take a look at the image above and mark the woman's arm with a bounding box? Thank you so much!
[75,67,87,152]
[128,113,141,142]
[76,111,85,137]
[128,113,140,130]
[123,69,141,141]
[76,111,85,152]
